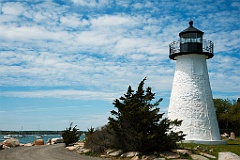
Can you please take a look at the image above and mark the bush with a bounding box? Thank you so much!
[108,78,185,152]
[62,122,80,146]
[85,78,185,153]
[84,126,112,153]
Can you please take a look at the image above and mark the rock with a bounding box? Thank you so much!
[73,144,82,149]
[218,152,240,160]
[51,138,64,144]
[74,142,84,147]
[141,155,156,160]
[109,150,123,157]
[221,133,229,138]
[199,152,216,159]
[172,149,192,155]
[66,146,77,151]
[229,132,235,140]
[24,143,34,147]
[46,138,51,145]
[3,145,10,149]
[131,156,140,160]
[100,155,108,158]
[77,147,90,153]
[153,158,166,160]
[190,154,209,160]
[160,152,180,159]
[34,139,44,145]
[121,151,139,158]
[3,138,20,147]
[0,143,3,150]
[106,149,115,154]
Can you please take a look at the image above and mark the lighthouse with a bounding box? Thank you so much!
[168,21,225,144]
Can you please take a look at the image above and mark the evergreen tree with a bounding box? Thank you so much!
[62,122,80,146]
[108,78,184,152]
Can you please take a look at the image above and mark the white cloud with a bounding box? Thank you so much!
[91,14,137,27]
[116,0,130,8]
[2,2,25,15]
[60,14,84,28]
[71,0,111,7]
[0,90,119,101]
[0,0,239,100]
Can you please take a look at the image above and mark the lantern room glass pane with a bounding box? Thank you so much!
[180,33,202,44]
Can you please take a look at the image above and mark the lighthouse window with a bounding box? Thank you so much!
[196,33,202,43]
[180,33,202,44]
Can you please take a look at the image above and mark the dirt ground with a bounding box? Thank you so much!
[0,144,106,160]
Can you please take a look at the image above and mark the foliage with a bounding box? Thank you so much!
[84,126,112,153]
[62,122,80,146]
[214,98,240,132]
[108,77,185,152]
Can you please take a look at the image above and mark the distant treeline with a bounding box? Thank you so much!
[0,130,86,135]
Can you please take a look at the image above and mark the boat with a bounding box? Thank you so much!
[3,134,12,139]
[35,135,43,139]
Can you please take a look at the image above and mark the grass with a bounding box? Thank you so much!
[180,137,240,159]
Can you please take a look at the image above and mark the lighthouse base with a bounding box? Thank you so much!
[181,139,227,145]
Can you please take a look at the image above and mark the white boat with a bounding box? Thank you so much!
[3,134,12,139]
[36,135,43,139]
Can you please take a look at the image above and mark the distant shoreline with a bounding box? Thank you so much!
[0,131,86,135]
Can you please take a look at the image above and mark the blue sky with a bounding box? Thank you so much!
[0,0,239,131]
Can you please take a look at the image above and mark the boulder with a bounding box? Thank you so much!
[66,146,77,151]
[78,148,91,153]
[3,145,10,149]
[221,133,229,138]
[24,143,34,147]
[160,152,180,159]
[218,152,240,160]
[51,138,64,144]
[3,138,20,147]
[34,139,44,145]
[100,155,109,158]
[172,149,191,155]
[131,156,140,160]
[46,138,51,145]
[141,155,156,160]
[190,154,209,160]
[121,151,139,158]
[109,150,123,157]
[74,142,84,147]
[106,149,115,154]
[199,152,216,159]
[229,132,236,140]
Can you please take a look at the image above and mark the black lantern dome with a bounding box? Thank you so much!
[169,21,214,60]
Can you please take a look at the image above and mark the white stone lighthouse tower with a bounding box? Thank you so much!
[168,21,225,144]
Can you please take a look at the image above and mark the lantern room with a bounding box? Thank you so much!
[169,21,214,60]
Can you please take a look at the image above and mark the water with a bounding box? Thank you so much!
[0,134,85,144]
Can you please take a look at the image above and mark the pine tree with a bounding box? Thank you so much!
[62,122,80,146]
[108,78,184,152]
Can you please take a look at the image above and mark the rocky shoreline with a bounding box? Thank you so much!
[65,141,240,160]
[0,137,64,149]
[1,138,239,160]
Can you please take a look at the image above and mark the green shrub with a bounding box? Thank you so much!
[85,78,185,153]
[62,122,80,146]
[108,78,185,152]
